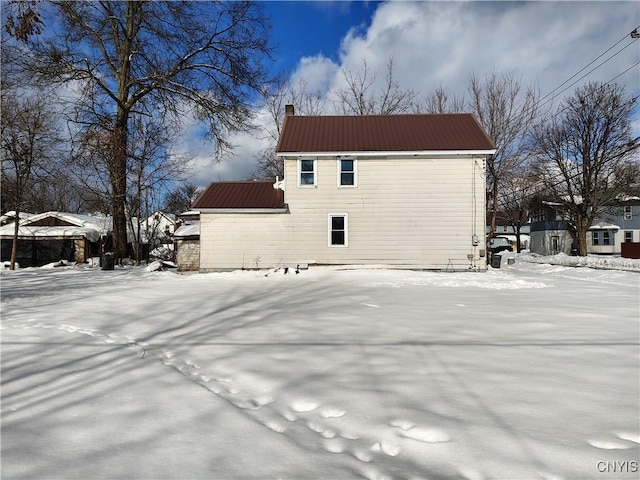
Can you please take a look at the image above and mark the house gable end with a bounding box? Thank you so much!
[27,216,79,227]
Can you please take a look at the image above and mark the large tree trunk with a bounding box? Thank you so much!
[111,114,129,262]
[110,2,136,263]
[575,218,589,256]
[10,209,20,270]
[490,181,498,235]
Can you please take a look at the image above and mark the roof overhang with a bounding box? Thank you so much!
[276,150,496,157]
[589,223,620,230]
[195,208,289,214]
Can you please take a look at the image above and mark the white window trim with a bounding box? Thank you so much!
[337,157,357,187]
[328,213,348,247]
[298,158,317,187]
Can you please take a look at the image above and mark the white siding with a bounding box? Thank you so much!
[199,155,487,271]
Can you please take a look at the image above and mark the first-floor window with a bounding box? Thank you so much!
[592,231,600,245]
[603,231,611,245]
[329,214,348,246]
[624,231,633,243]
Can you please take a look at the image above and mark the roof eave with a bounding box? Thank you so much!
[194,208,289,214]
[276,149,497,157]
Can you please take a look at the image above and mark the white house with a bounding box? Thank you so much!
[194,111,496,271]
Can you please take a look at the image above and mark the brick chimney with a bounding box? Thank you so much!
[285,104,295,116]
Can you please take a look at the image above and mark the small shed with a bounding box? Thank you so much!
[0,212,111,267]
[173,211,200,271]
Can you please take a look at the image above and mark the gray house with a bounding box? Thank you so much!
[530,197,640,257]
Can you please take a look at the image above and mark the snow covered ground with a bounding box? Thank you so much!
[1,255,639,480]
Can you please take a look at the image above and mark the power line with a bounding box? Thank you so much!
[536,39,638,114]
[537,26,639,107]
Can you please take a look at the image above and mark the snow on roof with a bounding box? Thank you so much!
[589,222,620,230]
[173,220,200,237]
[0,211,35,225]
[0,212,112,242]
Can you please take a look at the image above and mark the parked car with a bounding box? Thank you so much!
[488,236,513,255]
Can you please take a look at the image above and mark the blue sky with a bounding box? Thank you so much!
[195,1,639,183]
[263,1,381,73]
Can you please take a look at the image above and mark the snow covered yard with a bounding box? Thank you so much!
[1,258,639,480]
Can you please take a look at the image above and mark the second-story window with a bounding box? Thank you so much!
[299,159,316,186]
[339,158,356,186]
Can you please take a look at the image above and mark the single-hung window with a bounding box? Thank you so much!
[329,214,348,246]
[299,159,316,186]
[603,231,611,245]
[624,231,633,243]
[592,231,600,245]
[339,159,356,186]
[624,206,632,221]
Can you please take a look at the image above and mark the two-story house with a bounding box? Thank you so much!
[529,197,640,257]
[194,110,496,271]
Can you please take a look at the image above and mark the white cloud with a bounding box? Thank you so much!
[333,1,639,99]
[201,1,639,182]
[291,54,340,94]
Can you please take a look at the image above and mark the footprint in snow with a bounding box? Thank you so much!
[371,441,401,457]
[399,426,451,443]
[588,439,633,450]
[322,438,346,454]
[362,303,381,308]
[265,420,286,433]
[457,467,485,480]
[290,399,319,413]
[616,431,640,444]
[390,419,415,431]
[319,407,347,419]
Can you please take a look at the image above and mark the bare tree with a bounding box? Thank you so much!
[126,116,192,265]
[10,1,271,261]
[252,76,326,180]
[1,92,62,269]
[163,183,202,216]
[468,70,541,235]
[421,85,466,114]
[333,58,418,115]
[495,168,540,252]
[532,82,639,255]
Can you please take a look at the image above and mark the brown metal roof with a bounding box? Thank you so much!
[192,181,285,210]
[276,113,495,153]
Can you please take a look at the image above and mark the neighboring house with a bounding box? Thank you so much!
[0,211,111,267]
[141,212,178,260]
[194,111,495,271]
[529,197,640,256]
[486,211,531,251]
[173,211,200,271]
[529,201,575,255]
[590,198,640,257]
[143,212,178,239]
